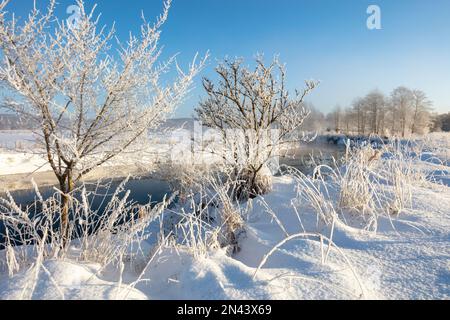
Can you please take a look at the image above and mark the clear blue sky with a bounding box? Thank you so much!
[4,0,450,116]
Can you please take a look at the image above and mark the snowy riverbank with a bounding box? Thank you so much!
[0,171,449,299]
[1,133,449,300]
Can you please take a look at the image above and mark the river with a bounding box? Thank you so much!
[0,142,345,247]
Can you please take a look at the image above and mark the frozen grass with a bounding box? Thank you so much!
[164,172,248,257]
[0,178,173,278]
[279,135,450,234]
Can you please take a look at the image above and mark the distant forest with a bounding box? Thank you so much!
[302,87,450,135]
[433,112,450,132]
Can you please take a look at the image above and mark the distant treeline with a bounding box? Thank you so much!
[302,87,449,136]
[432,113,450,132]
[1,97,448,135]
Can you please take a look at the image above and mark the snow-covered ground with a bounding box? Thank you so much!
[0,129,219,178]
[1,174,448,300]
[0,133,449,300]
[0,151,51,176]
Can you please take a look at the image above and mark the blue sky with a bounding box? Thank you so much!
[4,0,450,116]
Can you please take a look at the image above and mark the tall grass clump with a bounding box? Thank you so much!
[163,170,247,257]
[337,143,381,214]
[375,138,437,215]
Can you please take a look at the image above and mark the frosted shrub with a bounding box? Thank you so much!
[0,0,207,244]
[195,56,318,200]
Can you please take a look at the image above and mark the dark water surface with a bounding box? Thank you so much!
[280,143,346,175]
[0,177,172,247]
[3,177,172,209]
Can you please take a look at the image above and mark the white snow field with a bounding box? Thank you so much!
[0,133,449,300]
[0,129,219,178]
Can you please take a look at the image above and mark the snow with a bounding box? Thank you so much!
[2,172,448,300]
[0,131,48,175]
[0,152,51,175]
[0,129,220,178]
[0,133,449,300]
[0,260,147,300]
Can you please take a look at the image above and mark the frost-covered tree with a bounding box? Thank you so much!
[332,105,342,133]
[301,103,326,132]
[364,90,386,135]
[0,0,206,241]
[352,97,367,135]
[411,89,433,134]
[327,87,433,137]
[195,57,317,199]
[390,87,414,137]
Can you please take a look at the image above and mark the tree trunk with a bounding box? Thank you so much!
[59,169,74,247]
[233,166,272,201]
